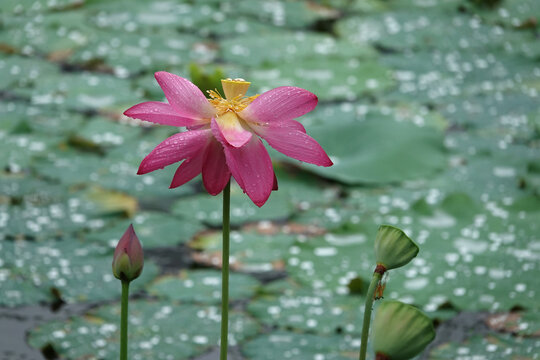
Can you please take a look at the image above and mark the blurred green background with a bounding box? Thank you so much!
[0,0,539,359]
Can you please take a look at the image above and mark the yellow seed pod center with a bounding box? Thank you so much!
[207,78,259,116]
[221,78,251,100]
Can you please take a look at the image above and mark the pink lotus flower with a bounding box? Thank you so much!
[112,224,144,282]
[124,72,332,207]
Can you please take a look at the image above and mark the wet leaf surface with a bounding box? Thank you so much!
[189,230,296,272]
[242,331,360,360]
[0,0,538,358]
[171,184,294,227]
[29,301,259,360]
[148,270,260,305]
[87,211,204,248]
[0,240,159,306]
[247,285,364,335]
[429,334,540,359]
[303,118,448,184]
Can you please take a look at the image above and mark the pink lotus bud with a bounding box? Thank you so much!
[112,224,144,282]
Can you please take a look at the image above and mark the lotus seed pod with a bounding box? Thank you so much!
[373,301,435,360]
[112,225,144,282]
[374,225,419,270]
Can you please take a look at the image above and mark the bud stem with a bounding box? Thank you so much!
[120,280,130,360]
[219,181,231,360]
[359,270,382,360]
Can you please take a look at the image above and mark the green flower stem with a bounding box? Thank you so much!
[359,271,382,360]
[120,280,130,360]
[220,181,231,360]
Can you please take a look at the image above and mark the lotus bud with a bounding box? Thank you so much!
[112,224,144,282]
[373,301,435,360]
[374,225,418,271]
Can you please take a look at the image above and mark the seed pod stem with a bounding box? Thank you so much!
[359,268,383,360]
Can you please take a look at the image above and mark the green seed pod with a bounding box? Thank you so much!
[374,225,419,270]
[373,301,435,360]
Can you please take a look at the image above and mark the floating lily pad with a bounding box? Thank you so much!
[249,58,394,101]
[390,0,462,10]
[469,0,540,28]
[221,31,376,67]
[243,331,359,360]
[85,0,200,32]
[70,29,214,75]
[1,2,540,359]
[189,230,296,272]
[379,49,540,105]
[486,311,540,337]
[303,102,448,131]
[273,165,340,208]
[235,0,338,29]
[76,117,142,148]
[33,148,108,185]
[97,132,198,199]
[0,188,132,241]
[29,301,259,360]
[32,138,195,200]
[293,204,362,232]
[0,131,61,173]
[428,146,535,202]
[87,211,204,248]
[0,174,66,203]
[0,13,93,55]
[0,101,86,135]
[441,91,540,138]
[336,10,514,52]
[82,186,139,217]
[364,192,540,312]
[0,56,59,93]
[310,0,387,12]
[429,334,540,359]
[301,118,447,184]
[0,239,158,307]
[248,287,363,335]
[171,184,294,227]
[0,0,86,14]
[197,16,281,37]
[286,231,376,295]
[31,73,143,111]
[147,270,259,304]
[290,187,540,312]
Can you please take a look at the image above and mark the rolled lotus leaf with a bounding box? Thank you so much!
[373,301,435,360]
[374,225,418,270]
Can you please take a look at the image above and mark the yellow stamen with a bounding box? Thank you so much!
[207,78,259,116]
